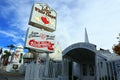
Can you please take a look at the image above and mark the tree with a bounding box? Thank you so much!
[4,50,11,56]
[7,44,15,52]
[113,44,120,55]
[0,48,2,54]
[2,50,11,66]
[113,33,120,55]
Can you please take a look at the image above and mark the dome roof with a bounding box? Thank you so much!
[23,52,34,58]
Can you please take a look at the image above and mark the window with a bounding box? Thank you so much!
[89,64,94,76]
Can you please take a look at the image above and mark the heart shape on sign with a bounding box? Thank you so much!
[41,16,49,24]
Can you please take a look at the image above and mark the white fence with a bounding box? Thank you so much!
[25,61,68,80]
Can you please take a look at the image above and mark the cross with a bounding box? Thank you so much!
[117,33,120,43]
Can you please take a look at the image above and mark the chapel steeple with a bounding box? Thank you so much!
[85,28,89,43]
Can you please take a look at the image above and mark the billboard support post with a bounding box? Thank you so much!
[45,52,49,77]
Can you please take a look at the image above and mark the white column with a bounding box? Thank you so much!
[96,62,99,80]
[100,62,104,80]
[98,62,101,80]
[106,62,109,80]
[104,62,108,80]
[107,62,111,80]
[109,62,112,80]
[111,62,115,80]
[95,56,99,80]
[103,62,106,80]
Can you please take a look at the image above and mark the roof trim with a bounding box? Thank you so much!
[62,42,96,56]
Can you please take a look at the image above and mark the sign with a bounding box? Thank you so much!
[12,53,20,63]
[24,26,55,53]
[29,3,57,32]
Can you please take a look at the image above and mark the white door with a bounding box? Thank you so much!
[81,64,95,80]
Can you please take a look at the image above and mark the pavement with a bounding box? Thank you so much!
[0,67,25,80]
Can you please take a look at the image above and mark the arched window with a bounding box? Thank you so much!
[89,64,94,76]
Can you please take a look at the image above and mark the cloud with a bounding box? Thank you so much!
[53,0,120,51]
[77,0,120,51]
[0,30,17,39]
[0,30,24,42]
[0,0,33,32]
[1,0,120,52]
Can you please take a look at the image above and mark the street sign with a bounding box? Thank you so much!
[29,3,57,32]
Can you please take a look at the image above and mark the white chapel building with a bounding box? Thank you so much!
[62,29,120,80]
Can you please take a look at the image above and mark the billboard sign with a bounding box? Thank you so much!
[29,3,57,32]
[25,27,55,53]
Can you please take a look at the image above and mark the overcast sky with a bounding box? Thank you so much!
[0,0,120,52]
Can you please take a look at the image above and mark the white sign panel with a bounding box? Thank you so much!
[25,27,55,53]
[29,3,57,32]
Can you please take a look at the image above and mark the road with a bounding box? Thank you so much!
[0,69,25,80]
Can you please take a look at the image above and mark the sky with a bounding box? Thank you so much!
[0,0,120,52]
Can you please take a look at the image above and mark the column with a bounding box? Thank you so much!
[98,62,101,80]
[109,62,112,80]
[111,61,115,80]
[103,62,106,80]
[95,56,99,80]
[104,62,108,80]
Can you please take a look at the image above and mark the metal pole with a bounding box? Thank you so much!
[45,53,49,77]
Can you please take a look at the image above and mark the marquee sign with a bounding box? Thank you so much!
[29,3,57,32]
[24,27,55,53]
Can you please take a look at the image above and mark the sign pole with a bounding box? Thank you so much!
[45,52,49,77]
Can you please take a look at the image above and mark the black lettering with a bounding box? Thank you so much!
[34,6,56,19]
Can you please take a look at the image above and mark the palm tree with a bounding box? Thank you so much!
[0,48,2,54]
[4,50,11,56]
[3,50,11,66]
[7,44,15,53]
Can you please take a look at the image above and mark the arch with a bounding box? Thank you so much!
[62,42,97,64]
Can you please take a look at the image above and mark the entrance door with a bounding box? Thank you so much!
[81,64,95,80]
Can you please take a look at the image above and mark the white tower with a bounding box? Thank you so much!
[85,28,89,43]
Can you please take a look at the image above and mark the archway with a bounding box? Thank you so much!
[62,42,97,80]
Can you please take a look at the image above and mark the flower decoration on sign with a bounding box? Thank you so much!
[40,33,46,39]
